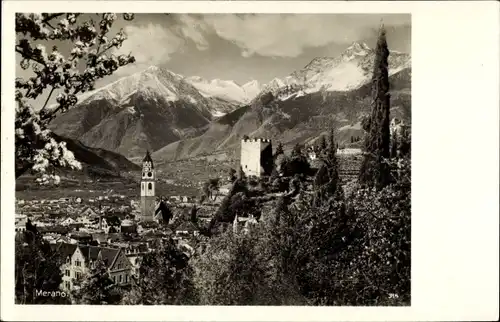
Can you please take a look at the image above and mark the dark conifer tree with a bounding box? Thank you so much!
[359,24,392,189]
[317,135,327,153]
[390,131,399,158]
[275,141,284,157]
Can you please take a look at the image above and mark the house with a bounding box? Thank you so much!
[232,214,258,235]
[124,243,149,277]
[81,207,99,219]
[120,219,137,234]
[15,214,27,232]
[38,225,70,235]
[175,222,200,237]
[61,217,76,226]
[76,215,93,226]
[97,216,111,233]
[51,243,78,291]
[69,231,93,245]
[219,184,232,195]
[55,243,132,292]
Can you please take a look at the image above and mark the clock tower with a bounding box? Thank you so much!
[140,150,156,222]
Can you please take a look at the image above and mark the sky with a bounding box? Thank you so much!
[16,13,411,107]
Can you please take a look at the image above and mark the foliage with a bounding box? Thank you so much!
[156,200,174,224]
[71,259,123,304]
[280,144,311,178]
[15,220,67,304]
[202,178,220,201]
[316,135,327,153]
[359,24,392,189]
[192,229,271,305]
[314,129,339,205]
[124,239,197,305]
[15,13,136,179]
[260,152,411,306]
[228,168,237,183]
[238,166,246,180]
[274,141,284,157]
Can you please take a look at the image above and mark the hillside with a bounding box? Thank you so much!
[153,66,410,163]
[18,133,140,183]
[49,66,239,159]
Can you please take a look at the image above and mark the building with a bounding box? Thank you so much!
[240,138,273,177]
[120,219,137,234]
[15,214,28,232]
[54,243,132,292]
[124,243,149,277]
[175,221,200,237]
[140,150,156,222]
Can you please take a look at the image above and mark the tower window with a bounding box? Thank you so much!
[148,183,152,190]
[147,172,152,177]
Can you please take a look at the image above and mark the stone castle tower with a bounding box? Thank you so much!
[140,150,156,222]
[240,138,273,177]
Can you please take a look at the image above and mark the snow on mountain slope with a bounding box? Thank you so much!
[61,66,240,120]
[256,42,411,101]
[185,76,261,104]
[242,80,262,100]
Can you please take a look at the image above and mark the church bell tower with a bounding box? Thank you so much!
[140,150,156,222]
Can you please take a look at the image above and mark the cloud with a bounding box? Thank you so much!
[114,23,186,74]
[174,15,210,51]
[198,14,410,58]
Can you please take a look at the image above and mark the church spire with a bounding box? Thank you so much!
[143,150,154,168]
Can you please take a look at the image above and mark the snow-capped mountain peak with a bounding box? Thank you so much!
[185,76,261,104]
[343,42,372,58]
[256,42,411,102]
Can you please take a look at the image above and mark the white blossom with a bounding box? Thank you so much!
[15,12,134,179]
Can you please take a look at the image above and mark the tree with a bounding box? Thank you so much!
[398,124,411,158]
[238,166,246,181]
[190,205,198,224]
[390,130,399,158]
[71,259,122,304]
[291,143,303,159]
[314,129,339,205]
[125,239,197,305]
[275,141,284,157]
[15,221,67,304]
[156,199,173,224]
[192,229,270,305]
[317,135,327,153]
[281,145,311,178]
[15,13,136,179]
[359,24,392,189]
[202,178,220,201]
[228,168,237,182]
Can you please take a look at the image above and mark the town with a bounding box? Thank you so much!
[15,137,369,296]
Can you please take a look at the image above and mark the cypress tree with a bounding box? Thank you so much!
[359,24,392,189]
[391,131,399,158]
[317,135,327,153]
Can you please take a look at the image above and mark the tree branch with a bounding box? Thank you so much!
[15,46,47,67]
[41,86,55,111]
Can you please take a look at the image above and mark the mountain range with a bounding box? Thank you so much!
[49,41,411,165]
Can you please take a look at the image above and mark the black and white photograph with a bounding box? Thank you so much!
[12,11,412,306]
[2,2,498,321]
